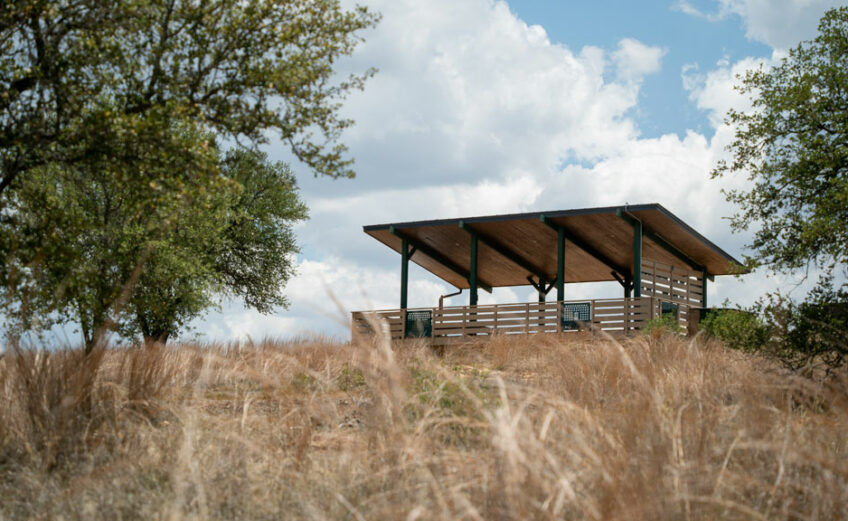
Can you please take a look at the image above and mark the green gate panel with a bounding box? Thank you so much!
[562,302,591,331]
[405,310,433,338]
[661,301,679,319]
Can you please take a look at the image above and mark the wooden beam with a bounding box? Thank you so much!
[540,215,629,278]
[459,222,550,280]
[390,227,493,293]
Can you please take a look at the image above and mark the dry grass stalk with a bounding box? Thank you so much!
[0,330,846,520]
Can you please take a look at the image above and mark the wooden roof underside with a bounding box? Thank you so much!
[363,204,743,290]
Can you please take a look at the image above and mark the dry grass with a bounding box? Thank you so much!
[1,329,847,520]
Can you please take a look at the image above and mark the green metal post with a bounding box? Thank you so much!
[556,227,565,302]
[469,234,478,306]
[702,269,708,308]
[632,220,642,298]
[400,238,409,309]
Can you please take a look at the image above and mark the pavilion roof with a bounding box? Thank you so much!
[363,203,744,290]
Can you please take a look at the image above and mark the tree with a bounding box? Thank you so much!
[1,116,221,347]
[0,0,378,197]
[126,149,308,344]
[713,6,848,283]
[0,0,376,347]
[713,7,848,370]
[5,144,307,350]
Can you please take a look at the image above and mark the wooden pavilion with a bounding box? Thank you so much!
[352,203,744,343]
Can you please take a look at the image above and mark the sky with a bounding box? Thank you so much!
[188,0,844,342]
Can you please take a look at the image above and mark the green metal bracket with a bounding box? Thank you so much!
[616,210,643,296]
[389,226,493,293]
[400,237,409,309]
[527,276,554,302]
[556,226,565,302]
[469,232,478,306]
[611,271,633,296]
[632,219,642,297]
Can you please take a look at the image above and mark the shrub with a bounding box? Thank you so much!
[641,312,684,336]
[699,308,771,353]
[761,286,848,372]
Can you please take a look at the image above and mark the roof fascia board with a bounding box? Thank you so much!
[363,203,662,232]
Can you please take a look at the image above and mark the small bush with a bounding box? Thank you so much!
[641,312,684,336]
[761,286,848,372]
[337,364,366,391]
[700,308,771,353]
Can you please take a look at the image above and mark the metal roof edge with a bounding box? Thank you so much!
[648,203,747,271]
[363,203,662,232]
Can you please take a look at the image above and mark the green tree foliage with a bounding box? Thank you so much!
[0,0,378,197]
[0,0,375,347]
[713,7,848,370]
[2,119,221,347]
[6,145,306,349]
[128,149,308,344]
[713,7,848,282]
[759,285,848,373]
[699,309,770,353]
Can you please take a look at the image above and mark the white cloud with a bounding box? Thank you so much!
[676,0,842,49]
[683,55,775,127]
[612,38,666,84]
[319,1,653,195]
[727,0,842,49]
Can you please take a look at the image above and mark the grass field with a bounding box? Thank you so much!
[1,328,847,520]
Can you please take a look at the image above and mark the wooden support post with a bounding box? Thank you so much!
[624,275,632,298]
[702,269,708,308]
[400,237,409,310]
[469,233,478,306]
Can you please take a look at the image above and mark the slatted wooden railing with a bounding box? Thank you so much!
[640,259,705,329]
[433,301,561,338]
[352,297,670,343]
[351,309,405,342]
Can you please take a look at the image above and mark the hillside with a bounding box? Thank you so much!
[1,331,847,520]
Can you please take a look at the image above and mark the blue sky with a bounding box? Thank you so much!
[509,1,771,138]
[186,0,841,341]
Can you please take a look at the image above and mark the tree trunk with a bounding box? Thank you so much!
[142,331,170,346]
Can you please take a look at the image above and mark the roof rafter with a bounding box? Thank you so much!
[459,221,550,282]
[389,226,493,293]
[539,215,630,277]
[616,209,714,280]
